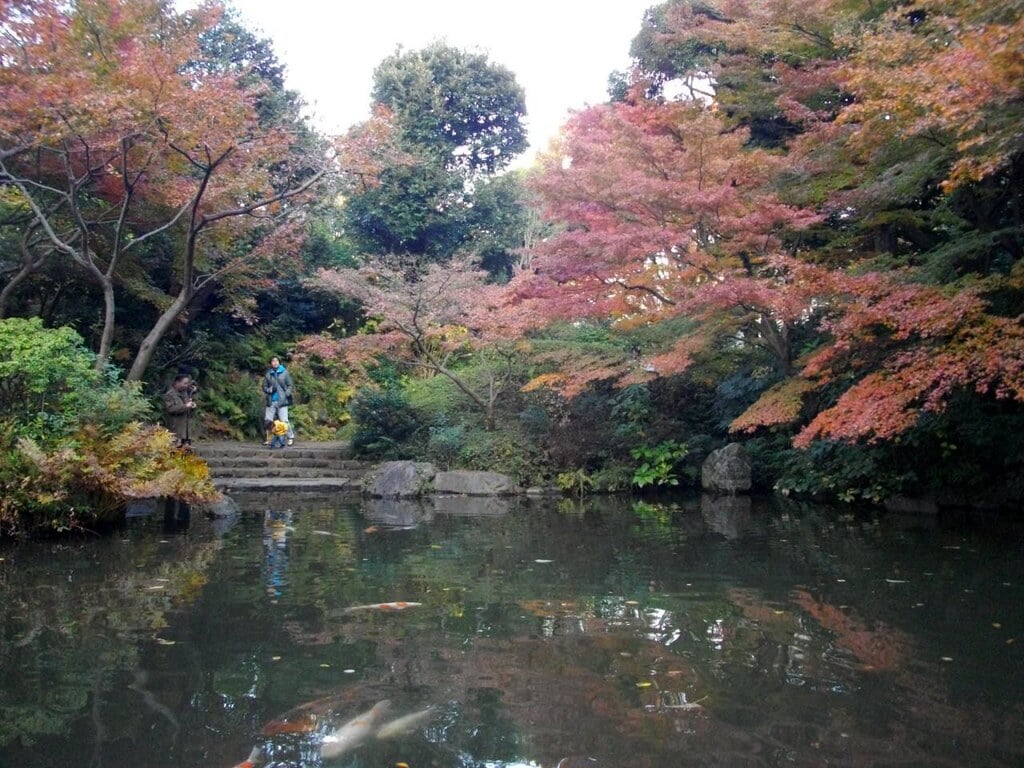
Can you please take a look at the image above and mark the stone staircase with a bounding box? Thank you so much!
[192,440,373,495]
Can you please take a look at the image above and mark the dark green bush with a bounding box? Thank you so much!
[427,424,465,469]
[349,387,421,458]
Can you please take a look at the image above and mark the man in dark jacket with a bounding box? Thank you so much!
[262,356,295,445]
[163,374,197,446]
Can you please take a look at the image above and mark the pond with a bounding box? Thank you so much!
[0,492,1022,768]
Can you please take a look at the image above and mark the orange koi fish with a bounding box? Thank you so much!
[260,691,359,736]
[230,745,264,768]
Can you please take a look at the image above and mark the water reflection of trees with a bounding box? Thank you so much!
[2,495,1021,768]
[0,516,223,755]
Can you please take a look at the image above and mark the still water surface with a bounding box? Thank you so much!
[0,493,1022,768]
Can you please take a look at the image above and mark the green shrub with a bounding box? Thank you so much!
[774,440,912,504]
[426,424,465,469]
[590,465,635,493]
[0,317,102,444]
[456,427,548,487]
[630,440,689,489]
[556,468,594,497]
[349,387,421,458]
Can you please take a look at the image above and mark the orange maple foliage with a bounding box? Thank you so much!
[514,0,1024,449]
[838,0,1024,189]
[515,98,820,394]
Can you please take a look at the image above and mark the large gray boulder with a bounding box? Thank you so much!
[363,461,437,498]
[433,470,517,496]
[701,443,752,494]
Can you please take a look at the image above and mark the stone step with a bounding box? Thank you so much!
[192,440,354,459]
[205,466,370,479]
[190,440,373,495]
[201,457,370,471]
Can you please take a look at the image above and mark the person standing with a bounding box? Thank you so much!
[262,356,295,446]
[163,373,197,446]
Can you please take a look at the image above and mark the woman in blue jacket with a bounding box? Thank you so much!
[262,356,295,445]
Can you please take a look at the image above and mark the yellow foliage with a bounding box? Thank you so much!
[730,378,816,434]
[521,373,568,392]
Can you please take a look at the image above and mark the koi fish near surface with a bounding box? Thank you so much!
[260,691,358,736]
[344,601,422,613]
[375,705,438,740]
[321,699,393,759]
[230,745,264,768]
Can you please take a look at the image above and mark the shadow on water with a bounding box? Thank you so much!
[0,491,1022,768]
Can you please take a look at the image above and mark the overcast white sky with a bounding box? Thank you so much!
[229,0,656,164]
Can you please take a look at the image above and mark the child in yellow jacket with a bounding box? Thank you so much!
[266,418,289,449]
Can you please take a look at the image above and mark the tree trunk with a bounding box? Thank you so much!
[126,285,193,382]
[758,315,793,376]
[0,263,33,318]
[95,277,116,372]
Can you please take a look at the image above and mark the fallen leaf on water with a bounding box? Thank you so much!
[993,623,1002,629]
[346,601,423,612]
[396,763,410,768]
[320,664,330,668]
[636,681,653,688]
[154,637,175,645]
[364,526,379,533]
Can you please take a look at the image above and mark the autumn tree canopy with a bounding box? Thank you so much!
[0,0,331,380]
[511,0,1024,449]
